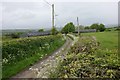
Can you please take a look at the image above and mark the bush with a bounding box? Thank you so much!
[49,36,119,78]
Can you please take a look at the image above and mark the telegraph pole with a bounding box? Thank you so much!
[77,17,80,35]
[43,0,56,35]
[52,4,54,28]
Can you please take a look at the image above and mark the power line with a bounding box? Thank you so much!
[42,0,58,29]
[42,0,57,17]
[43,0,52,6]
[43,0,56,14]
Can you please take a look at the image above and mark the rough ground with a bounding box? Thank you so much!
[11,35,78,78]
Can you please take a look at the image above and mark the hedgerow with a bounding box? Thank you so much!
[49,36,120,78]
[2,34,66,78]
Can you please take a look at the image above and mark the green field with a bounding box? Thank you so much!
[81,31,118,49]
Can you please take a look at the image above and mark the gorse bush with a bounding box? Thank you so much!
[70,36,99,54]
[50,36,120,78]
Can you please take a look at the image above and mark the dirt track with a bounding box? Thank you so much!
[11,36,75,78]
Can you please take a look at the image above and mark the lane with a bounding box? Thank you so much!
[11,35,74,78]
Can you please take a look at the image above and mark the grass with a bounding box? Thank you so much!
[81,31,119,65]
[3,42,65,78]
[81,31,118,49]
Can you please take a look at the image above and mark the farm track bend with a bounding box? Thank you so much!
[11,35,78,78]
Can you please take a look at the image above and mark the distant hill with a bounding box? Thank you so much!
[2,29,37,35]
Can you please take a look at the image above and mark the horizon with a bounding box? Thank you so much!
[1,23,118,30]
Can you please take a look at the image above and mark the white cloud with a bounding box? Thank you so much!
[1,1,118,29]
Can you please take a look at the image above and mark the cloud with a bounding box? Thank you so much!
[1,1,118,29]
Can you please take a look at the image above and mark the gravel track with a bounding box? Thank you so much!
[11,35,76,78]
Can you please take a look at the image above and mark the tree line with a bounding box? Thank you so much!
[37,22,120,35]
[84,23,105,32]
[61,22,106,34]
[4,22,118,39]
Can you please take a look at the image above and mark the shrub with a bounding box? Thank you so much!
[49,36,119,78]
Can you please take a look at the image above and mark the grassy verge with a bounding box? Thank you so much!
[2,34,66,78]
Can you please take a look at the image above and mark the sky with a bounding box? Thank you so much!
[0,0,119,30]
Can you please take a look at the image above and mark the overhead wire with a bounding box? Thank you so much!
[43,0,52,6]
[43,0,58,27]
[43,0,57,16]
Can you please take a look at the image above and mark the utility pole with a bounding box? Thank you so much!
[43,0,56,35]
[77,17,80,35]
[52,4,54,28]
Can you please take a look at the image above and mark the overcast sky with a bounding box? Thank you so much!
[0,0,119,29]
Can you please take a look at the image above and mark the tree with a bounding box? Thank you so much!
[10,32,23,38]
[61,22,75,34]
[51,27,58,35]
[99,23,106,32]
[38,29,44,32]
[84,26,90,29]
[90,23,99,31]
[90,23,106,32]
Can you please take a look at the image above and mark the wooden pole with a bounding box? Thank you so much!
[52,4,54,28]
[77,17,80,35]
